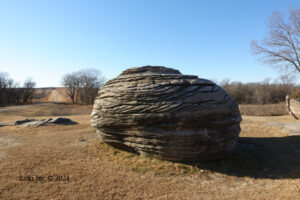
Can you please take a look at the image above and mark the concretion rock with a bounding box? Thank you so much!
[286,96,300,119]
[91,66,242,161]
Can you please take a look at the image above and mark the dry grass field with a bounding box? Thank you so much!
[239,103,287,116]
[0,103,300,199]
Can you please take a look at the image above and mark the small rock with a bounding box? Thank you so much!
[14,119,35,125]
[49,117,77,125]
[0,123,10,127]
[13,118,77,127]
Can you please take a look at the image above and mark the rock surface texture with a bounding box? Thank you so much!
[91,66,242,161]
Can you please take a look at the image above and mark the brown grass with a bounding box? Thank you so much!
[239,103,287,116]
[0,104,300,199]
[0,103,93,118]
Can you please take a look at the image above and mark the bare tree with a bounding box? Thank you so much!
[220,77,295,104]
[0,72,25,105]
[77,69,106,104]
[251,8,300,76]
[22,78,36,103]
[0,72,9,105]
[62,72,81,104]
[62,69,105,104]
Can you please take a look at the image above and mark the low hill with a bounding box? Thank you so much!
[32,87,72,103]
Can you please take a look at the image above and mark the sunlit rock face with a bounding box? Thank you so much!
[91,66,242,161]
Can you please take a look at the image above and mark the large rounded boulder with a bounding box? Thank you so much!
[91,66,242,161]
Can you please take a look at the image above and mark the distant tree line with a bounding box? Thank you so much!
[0,72,36,106]
[62,68,299,105]
[3,67,299,106]
[220,78,295,104]
[62,69,105,104]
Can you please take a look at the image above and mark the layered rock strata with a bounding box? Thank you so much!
[91,66,242,161]
[286,95,300,119]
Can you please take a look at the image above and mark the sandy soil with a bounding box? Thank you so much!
[0,104,299,200]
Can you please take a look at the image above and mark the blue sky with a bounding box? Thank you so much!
[1,0,300,87]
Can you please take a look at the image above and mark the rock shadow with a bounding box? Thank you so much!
[183,136,300,179]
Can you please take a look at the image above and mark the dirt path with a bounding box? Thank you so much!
[48,90,66,102]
